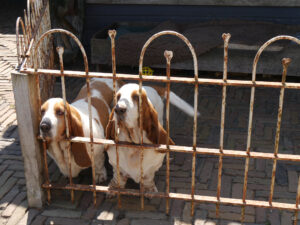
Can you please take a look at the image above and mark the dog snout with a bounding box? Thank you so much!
[40,118,52,133]
[115,104,127,115]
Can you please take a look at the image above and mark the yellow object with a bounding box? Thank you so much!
[142,67,154,76]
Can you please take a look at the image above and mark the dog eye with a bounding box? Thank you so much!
[41,109,45,115]
[56,109,64,116]
[116,93,121,101]
[132,94,139,102]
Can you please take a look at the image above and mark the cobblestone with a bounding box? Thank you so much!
[268,209,280,225]
[41,209,82,218]
[45,217,90,225]
[0,177,18,199]
[125,211,167,220]
[0,186,18,210]
[31,215,48,225]
[131,219,172,225]
[6,200,27,225]
[2,192,26,217]
[288,170,298,192]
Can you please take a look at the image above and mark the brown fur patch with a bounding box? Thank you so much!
[140,90,174,145]
[150,85,166,98]
[106,108,115,141]
[67,104,91,167]
[89,97,110,129]
[54,101,67,141]
[41,101,49,114]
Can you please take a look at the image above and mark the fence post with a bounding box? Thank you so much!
[11,70,44,208]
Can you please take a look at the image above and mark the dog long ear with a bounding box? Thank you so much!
[141,91,174,145]
[106,108,116,140]
[67,104,91,168]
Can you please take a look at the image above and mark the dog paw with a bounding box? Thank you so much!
[144,185,158,193]
[95,170,107,184]
[106,180,118,198]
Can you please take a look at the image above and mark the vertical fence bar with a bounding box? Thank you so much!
[135,30,199,217]
[269,58,291,205]
[191,57,199,218]
[294,175,300,225]
[108,30,122,208]
[85,65,96,206]
[241,50,262,223]
[164,50,173,215]
[16,17,27,69]
[42,140,51,203]
[138,66,145,211]
[57,46,74,202]
[216,33,231,218]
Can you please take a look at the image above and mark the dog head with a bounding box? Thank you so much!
[106,84,174,145]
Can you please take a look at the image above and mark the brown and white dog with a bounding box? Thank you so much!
[39,78,119,183]
[106,83,197,192]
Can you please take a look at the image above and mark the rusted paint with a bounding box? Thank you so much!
[164,50,173,215]
[37,135,300,162]
[15,14,300,221]
[57,46,74,202]
[269,58,291,205]
[42,140,51,203]
[20,67,300,90]
[294,175,300,225]
[137,31,198,212]
[216,33,231,218]
[138,60,145,211]
[33,29,89,74]
[108,29,122,208]
[16,17,27,67]
[136,31,199,217]
[41,182,300,211]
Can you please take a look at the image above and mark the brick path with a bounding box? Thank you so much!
[1,3,300,225]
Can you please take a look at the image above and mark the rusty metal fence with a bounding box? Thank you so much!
[16,0,53,102]
[13,3,300,224]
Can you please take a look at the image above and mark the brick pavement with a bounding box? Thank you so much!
[1,3,300,225]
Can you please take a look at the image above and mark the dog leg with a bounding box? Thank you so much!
[94,150,107,183]
[107,168,127,198]
[143,173,158,193]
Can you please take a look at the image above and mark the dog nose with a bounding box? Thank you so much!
[40,119,51,133]
[115,104,127,115]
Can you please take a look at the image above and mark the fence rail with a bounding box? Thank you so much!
[14,4,300,223]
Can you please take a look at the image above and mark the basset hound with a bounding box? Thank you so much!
[106,83,198,193]
[39,78,120,183]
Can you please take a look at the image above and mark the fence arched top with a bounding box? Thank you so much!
[252,35,300,81]
[16,17,27,67]
[138,30,198,80]
[33,28,89,74]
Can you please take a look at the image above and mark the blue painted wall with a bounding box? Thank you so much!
[83,4,300,49]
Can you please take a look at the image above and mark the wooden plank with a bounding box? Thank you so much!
[11,71,44,208]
